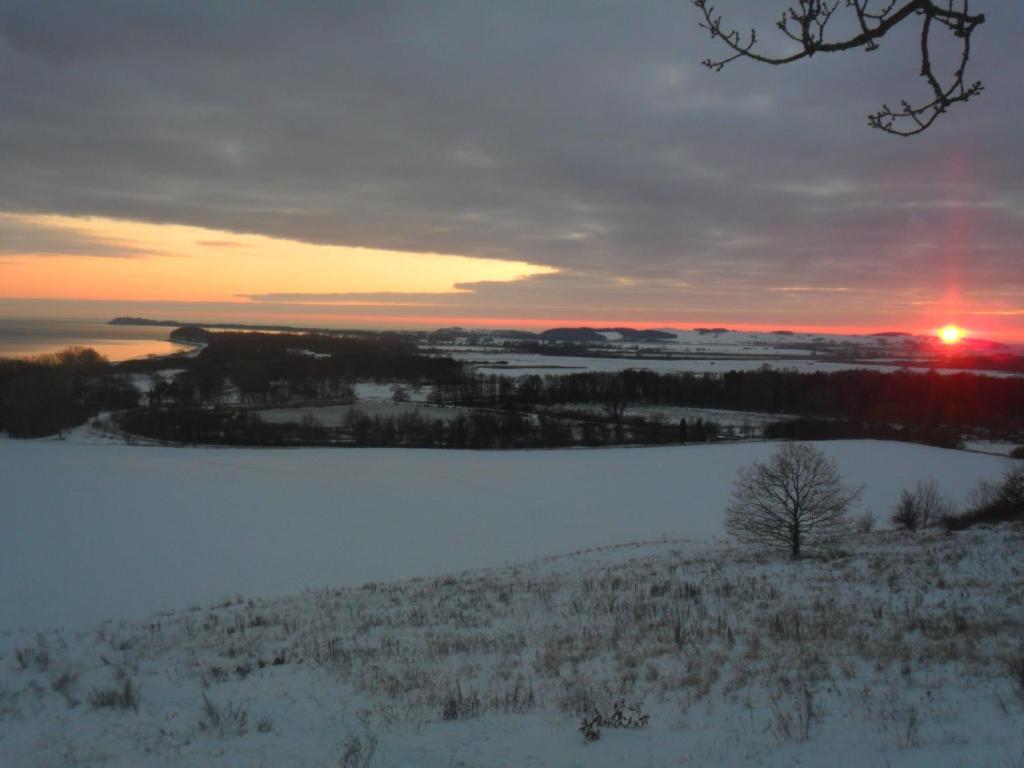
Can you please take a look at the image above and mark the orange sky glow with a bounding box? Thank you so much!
[0,213,555,302]
[0,212,1020,342]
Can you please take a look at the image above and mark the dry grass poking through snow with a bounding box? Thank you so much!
[3,527,1024,766]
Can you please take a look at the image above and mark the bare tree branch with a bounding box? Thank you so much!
[692,0,986,136]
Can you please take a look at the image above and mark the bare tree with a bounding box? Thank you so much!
[725,442,863,558]
[890,477,951,530]
[693,1,986,136]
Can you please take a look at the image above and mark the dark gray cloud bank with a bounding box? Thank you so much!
[0,1,1021,332]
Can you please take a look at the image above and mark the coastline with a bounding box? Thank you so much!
[0,318,199,362]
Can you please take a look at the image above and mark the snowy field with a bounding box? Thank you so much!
[0,438,1008,635]
[2,528,1022,767]
[964,440,1022,457]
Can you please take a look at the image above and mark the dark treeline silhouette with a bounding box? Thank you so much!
[429,368,1024,436]
[761,417,963,449]
[171,330,461,404]
[117,404,708,449]
[9,333,1023,448]
[0,348,140,437]
[121,330,463,407]
[912,353,1024,374]
[2,331,461,438]
[118,407,298,446]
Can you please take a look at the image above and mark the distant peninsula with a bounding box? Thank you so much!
[108,317,378,336]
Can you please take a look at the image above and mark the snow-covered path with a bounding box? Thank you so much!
[0,438,1007,633]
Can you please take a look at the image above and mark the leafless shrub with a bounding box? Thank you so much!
[891,479,953,531]
[198,691,248,737]
[765,606,803,644]
[945,462,1024,530]
[878,698,923,749]
[532,644,563,678]
[13,634,50,672]
[50,670,79,707]
[768,686,816,743]
[852,510,878,534]
[965,477,1001,512]
[339,727,379,768]
[441,680,480,721]
[1006,647,1024,704]
[88,675,139,712]
[557,674,613,718]
[578,699,650,743]
[484,674,536,715]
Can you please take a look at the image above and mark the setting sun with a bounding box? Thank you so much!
[938,324,966,344]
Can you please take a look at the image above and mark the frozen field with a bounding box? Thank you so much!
[0,437,1008,634]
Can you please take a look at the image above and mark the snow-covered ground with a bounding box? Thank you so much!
[352,382,430,403]
[0,438,1007,635]
[2,527,1022,767]
[255,401,465,426]
[127,369,186,396]
[963,440,1022,457]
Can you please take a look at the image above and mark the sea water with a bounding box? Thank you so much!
[0,318,188,361]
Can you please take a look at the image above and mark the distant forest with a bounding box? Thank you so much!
[429,368,1024,433]
[2,329,1022,449]
[0,348,140,437]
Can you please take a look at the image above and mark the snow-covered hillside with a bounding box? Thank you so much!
[2,528,1022,767]
[0,438,1007,634]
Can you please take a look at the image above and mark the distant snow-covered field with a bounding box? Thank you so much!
[0,438,1007,634]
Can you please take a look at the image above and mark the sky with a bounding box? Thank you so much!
[0,1,1021,339]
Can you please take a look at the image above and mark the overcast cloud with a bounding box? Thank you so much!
[0,1,1020,333]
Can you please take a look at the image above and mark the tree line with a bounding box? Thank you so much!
[115,404,731,449]
[428,368,1024,437]
[0,348,140,437]
[151,330,462,406]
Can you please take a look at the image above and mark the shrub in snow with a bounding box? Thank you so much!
[390,383,410,403]
[944,462,1024,530]
[339,727,379,768]
[13,634,50,672]
[578,699,650,743]
[768,687,817,743]
[198,692,248,737]
[852,510,878,534]
[890,478,951,531]
[1006,648,1024,704]
[87,675,139,712]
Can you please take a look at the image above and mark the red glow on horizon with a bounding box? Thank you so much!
[213,309,995,339]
